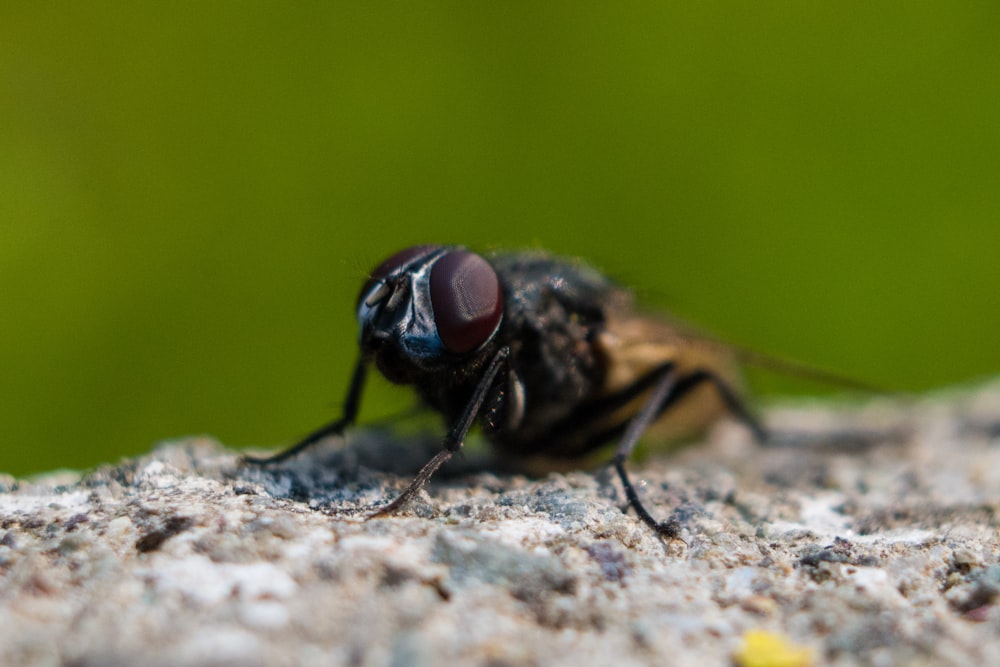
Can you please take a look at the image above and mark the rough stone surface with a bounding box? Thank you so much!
[2,383,1000,666]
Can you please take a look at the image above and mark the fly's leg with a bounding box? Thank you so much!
[242,358,368,465]
[677,370,767,443]
[370,346,510,517]
[613,364,764,538]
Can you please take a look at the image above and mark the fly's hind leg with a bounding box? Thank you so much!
[612,364,763,538]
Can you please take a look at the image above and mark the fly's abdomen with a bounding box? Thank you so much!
[591,314,743,445]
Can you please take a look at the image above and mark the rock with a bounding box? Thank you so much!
[2,383,1000,666]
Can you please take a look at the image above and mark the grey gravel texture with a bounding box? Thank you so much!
[2,383,999,666]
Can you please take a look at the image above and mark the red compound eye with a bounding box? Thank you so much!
[358,245,440,306]
[429,251,503,354]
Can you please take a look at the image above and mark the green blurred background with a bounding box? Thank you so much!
[3,3,999,476]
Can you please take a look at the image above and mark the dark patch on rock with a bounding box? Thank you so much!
[135,515,194,553]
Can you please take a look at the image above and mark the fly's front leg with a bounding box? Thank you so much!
[242,358,368,465]
[371,346,510,518]
[612,364,764,538]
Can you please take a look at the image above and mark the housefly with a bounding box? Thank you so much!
[244,245,769,537]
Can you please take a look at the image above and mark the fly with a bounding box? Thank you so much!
[245,245,781,537]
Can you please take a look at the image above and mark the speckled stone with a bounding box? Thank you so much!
[1,382,999,666]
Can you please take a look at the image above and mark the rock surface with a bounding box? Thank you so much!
[2,384,999,666]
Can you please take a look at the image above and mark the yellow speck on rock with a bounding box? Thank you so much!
[733,630,813,667]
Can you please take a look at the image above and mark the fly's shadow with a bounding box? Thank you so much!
[239,427,503,513]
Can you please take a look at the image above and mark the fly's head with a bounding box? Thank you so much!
[356,245,504,383]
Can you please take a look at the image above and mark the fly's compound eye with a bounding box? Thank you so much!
[429,251,503,354]
[358,244,441,306]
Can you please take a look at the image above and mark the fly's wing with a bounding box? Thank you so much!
[592,306,746,447]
